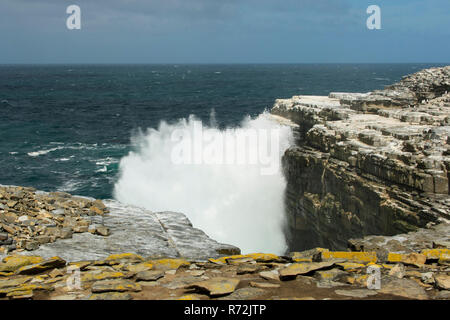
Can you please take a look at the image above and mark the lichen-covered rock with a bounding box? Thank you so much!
[321,251,377,264]
[186,277,240,296]
[15,257,66,275]
[0,255,43,273]
[387,253,426,267]
[279,261,338,280]
[0,251,447,300]
[149,259,190,271]
[91,279,142,293]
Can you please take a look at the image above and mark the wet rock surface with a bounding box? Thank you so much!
[271,66,450,251]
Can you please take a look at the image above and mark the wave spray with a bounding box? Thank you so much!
[114,112,294,254]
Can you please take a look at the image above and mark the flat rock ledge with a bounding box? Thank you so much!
[0,185,239,262]
[271,66,450,251]
[0,249,448,300]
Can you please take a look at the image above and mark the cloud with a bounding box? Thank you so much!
[0,0,354,32]
[0,0,448,63]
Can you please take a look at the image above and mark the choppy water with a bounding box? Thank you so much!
[1,63,445,199]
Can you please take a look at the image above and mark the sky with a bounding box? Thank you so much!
[0,0,449,64]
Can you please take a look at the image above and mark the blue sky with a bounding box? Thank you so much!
[1,0,449,63]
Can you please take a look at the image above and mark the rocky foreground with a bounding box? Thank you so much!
[0,184,449,300]
[0,248,449,300]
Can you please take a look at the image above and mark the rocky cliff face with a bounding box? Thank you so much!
[271,66,450,251]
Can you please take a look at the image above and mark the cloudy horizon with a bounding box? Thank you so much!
[1,0,449,64]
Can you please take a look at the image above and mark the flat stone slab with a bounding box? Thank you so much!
[14,197,239,262]
[378,276,429,300]
[91,279,142,293]
[279,261,338,279]
[135,270,165,282]
[335,289,378,298]
[186,277,240,296]
[218,287,266,300]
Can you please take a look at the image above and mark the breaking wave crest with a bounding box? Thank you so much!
[113,112,294,254]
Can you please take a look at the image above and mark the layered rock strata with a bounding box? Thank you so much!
[271,66,450,251]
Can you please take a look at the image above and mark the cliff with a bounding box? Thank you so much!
[271,66,450,251]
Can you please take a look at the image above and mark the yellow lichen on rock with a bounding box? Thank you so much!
[0,283,52,295]
[0,255,44,273]
[105,253,144,264]
[177,294,202,300]
[126,262,154,273]
[68,261,91,270]
[91,279,142,293]
[0,272,13,277]
[336,262,366,271]
[6,289,33,298]
[209,255,245,265]
[148,259,190,270]
[81,271,126,282]
[245,253,280,262]
[290,248,329,262]
[210,253,279,265]
[321,251,377,263]
[15,256,66,275]
[421,249,450,260]
[387,253,426,266]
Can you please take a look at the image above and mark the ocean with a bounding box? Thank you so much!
[1,63,446,252]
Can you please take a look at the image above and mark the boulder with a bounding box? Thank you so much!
[434,274,450,290]
[0,255,43,273]
[186,277,240,296]
[16,257,66,275]
[378,276,428,300]
[279,261,338,280]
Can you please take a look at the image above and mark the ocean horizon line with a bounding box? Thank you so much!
[1,62,449,67]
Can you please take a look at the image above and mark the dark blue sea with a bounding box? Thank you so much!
[0,63,446,199]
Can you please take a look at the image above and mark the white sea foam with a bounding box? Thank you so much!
[96,166,108,173]
[27,147,63,157]
[114,112,294,255]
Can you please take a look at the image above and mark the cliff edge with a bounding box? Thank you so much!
[271,66,450,251]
